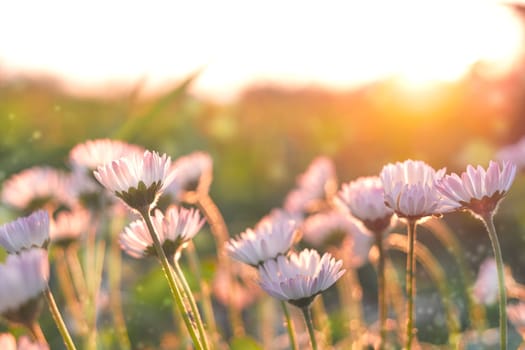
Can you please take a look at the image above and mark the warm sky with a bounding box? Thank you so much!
[0,0,524,100]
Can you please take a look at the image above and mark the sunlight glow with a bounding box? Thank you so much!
[0,0,523,99]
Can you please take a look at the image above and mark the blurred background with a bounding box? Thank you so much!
[2,0,525,347]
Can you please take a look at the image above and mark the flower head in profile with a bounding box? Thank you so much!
[0,211,50,254]
[164,152,213,203]
[472,258,516,305]
[50,208,90,247]
[258,249,345,307]
[0,249,49,326]
[380,159,451,220]
[436,161,516,219]
[120,205,205,259]
[212,260,261,310]
[507,303,525,338]
[226,218,297,267]
[69,138,145,172]
[496,136,525,171]
[302,210,361,248]
[1,167,72,213]
[94,150,172,211]
[284,157,337,215]
[338,176,394,233]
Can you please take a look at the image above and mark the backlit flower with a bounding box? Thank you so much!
[94,150,172,211]
[226,218,297,267]
[301,210,363,248]
[284,157,337,215]
[0,211,50,254]
[0,249,49,325]
[212,260,261,310]
[0,334,49,350]
[338,176,394,233]
[258,249,345,307]
[165,151,213,202]
[507,303,525,338]
[380,160,451,219]
[69,138,145,171]
[120,205,204,259]
[1,167,72,212]
[50,208,90,247]
[436,161,516,218]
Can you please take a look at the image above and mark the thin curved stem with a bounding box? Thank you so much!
[138,207,204,350]
[482,214,507,350]
[44,286,77,350]
[374,229,387,350]
[301,306,318,350]
[281,301,298,350]
[172,257,211,350]
[405,219,417,349]
[29,322,47,345]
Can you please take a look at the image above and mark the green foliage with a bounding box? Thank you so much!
[230,336,263,350]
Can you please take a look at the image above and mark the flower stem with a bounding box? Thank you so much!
[172,257,212,350]
[375,229,387,350]
[29,322,47,345]
[138,207,204,350]
[44,286,77,350]
[280,301,298,350]
[482,213,507,350]
[405,219,417,349]
[301,306,318,350]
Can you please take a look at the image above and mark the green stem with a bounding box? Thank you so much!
[375,230,387,350]
[108,219,131,350]
[301,306,318,350]
[405,219,417,349]
[281,301,298,350]
[44,286,77,350]
[482,214,507,350]
[138,207,204,350]
[172,257,211,350]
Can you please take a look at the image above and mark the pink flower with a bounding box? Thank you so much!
[258,249,345,307]
[226,218,297,267]
[0,249,49,317]
[0,211,50,254]
[1,167,72,211]
[165,151,213,201]
[212,260,261,310]
[50,208,90,246]
[436,161,516,218]
[338,176,394,232]
[0,334,49,350]
[284,157,337,215]
[380,160,452,220]
[70,138,145,171]
[94,150,172,210]
[120,205,204,259]
[472,258,516,305]
[507,303,525,338]
[496,136,525,171]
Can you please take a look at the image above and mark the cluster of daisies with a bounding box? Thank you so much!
[0,134,523,349]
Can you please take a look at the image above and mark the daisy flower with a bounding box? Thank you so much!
[258,249,345,307]
[164,151,213,202]
[93,150,172,211]
[0,211,50,254]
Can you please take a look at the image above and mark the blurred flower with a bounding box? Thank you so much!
[94,150,172,211]
[226,218,297,267]
[120,205,204,259]
[507,303,525,338]
[0,211,50,254]
[436,161,516,219]
[164,151,213,202]
[1,167,73,213]
[301,210,361,248]
[496,136,525,171]
[0,334,50,350]
[380,159,451,220]
[472,258,516,305]
[284,157,337,215]
[0,249,49,326]
[50,208,90,247]
[258,249,345,307]
[0,334,15,350]
[68,170,105,210]
[337,176,394,233]
[69,138,144,172]
[212,260,261,310]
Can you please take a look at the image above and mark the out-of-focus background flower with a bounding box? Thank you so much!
[3,0,525,347]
